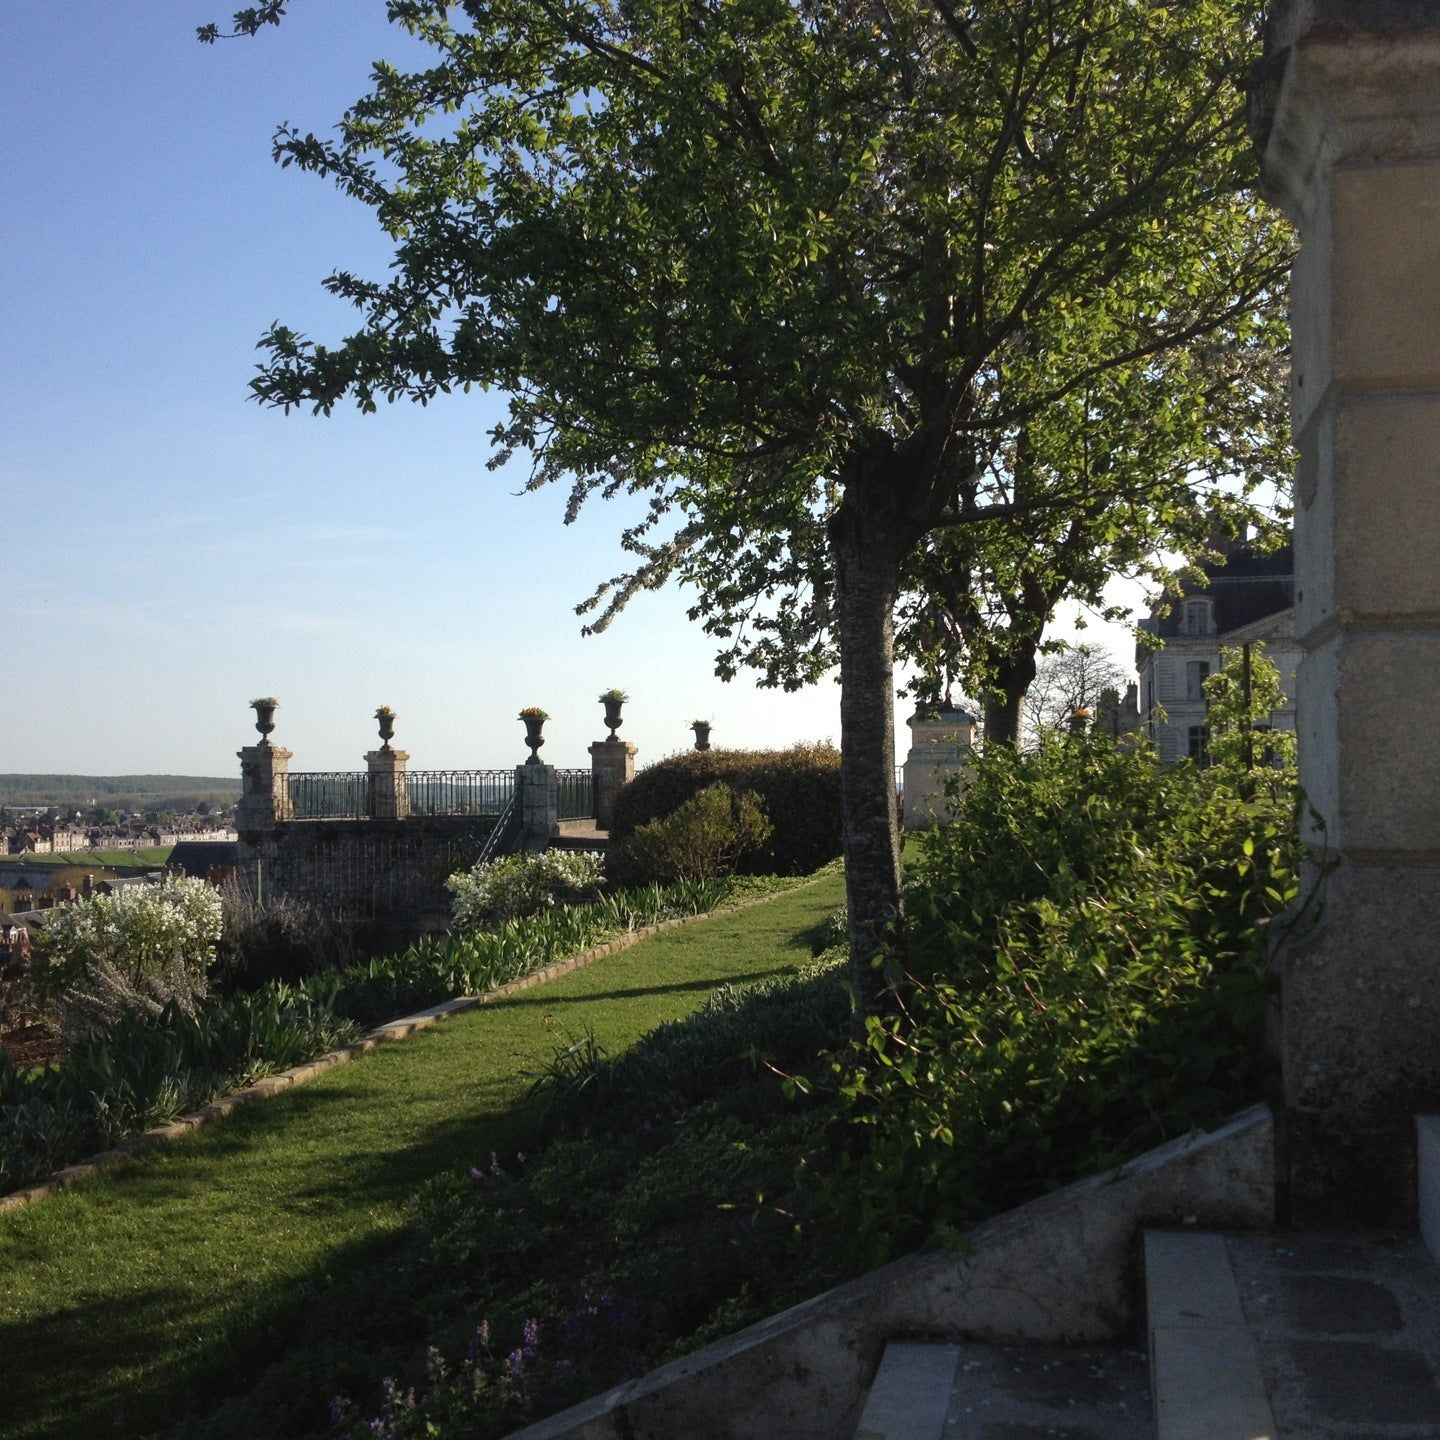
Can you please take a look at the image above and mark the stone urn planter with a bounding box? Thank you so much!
[691,720,712,752]
[520,707,549,760]
[375,705,397,750]
[600,688,628,740]
[251,697,279,741]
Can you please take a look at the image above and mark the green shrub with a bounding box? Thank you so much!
[527,956,849,1127]
[820,735,1305,1266]
[216,889,358,989]
[610,743,842,876]
[622,784,772,885]
[446,850,606,929]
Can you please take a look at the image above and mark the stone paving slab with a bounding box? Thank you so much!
[943,1344,1153,1439]
[1228,1232,1440,1438]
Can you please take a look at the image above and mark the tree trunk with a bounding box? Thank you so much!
[831,497,906,1026]
[982,645,1039,748]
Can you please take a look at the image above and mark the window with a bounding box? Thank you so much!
[1188,725,1210,766]
[1186,659,1211,702]
[1184,599,1212,635]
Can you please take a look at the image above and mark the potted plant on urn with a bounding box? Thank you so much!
[374,704,397,750]
[599,688,628,740]
[691,719,712,751]
[519,706,549,760]
[250,697,279,741]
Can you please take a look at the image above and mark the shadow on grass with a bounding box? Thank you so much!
[487,965,793,1011]
[0,1082,545,1440]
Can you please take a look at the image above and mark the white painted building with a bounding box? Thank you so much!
[1137,538,1299,764]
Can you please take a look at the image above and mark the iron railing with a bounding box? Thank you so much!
[283,769,518,821]
[284,772,371,820]
[894,764,905,797]
[405,770,515,816]
[555,769,595,821]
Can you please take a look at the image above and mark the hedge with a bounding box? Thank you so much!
[610,744,842,875]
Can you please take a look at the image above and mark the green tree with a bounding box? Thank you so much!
[1203,640,1296,777]
[900,325,1289,744]
[206,0,1289,1013]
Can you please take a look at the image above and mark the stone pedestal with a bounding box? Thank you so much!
[589,739,637,831]
[516,760,559,852]
[236,743,293,836]
[366,748,410,821]
[1254,3,1440,1221]
[901,709,977,830]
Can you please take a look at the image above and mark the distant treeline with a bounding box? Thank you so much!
[0,776,241,812]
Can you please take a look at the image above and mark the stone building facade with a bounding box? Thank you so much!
[1136,536,1300,764]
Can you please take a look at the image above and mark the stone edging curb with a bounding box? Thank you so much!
[0,874,833,1219]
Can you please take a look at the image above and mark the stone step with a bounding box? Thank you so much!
[943,1341,1152,1439]
[1418,1116,1440,1265]
[854,1340,960,1440]
[1144,1229,1278,1440]
[1227,1230,1440,1438]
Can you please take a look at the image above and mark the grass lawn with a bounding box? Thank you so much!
[0,871,846,1440]
[11,847,174,868]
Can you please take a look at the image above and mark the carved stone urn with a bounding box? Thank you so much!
[600,690,627,740]
[375,706,396,751]
[251,697,279,742]
[691,720,712,752]
[520,708,548,760]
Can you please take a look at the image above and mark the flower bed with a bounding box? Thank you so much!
[0,877,736,1197]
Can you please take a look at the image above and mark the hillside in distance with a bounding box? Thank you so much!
[0,775,241,811]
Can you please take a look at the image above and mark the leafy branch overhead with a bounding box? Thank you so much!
[208,0,1286,660]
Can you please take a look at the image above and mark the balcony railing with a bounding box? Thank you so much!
[555,769,595,821]
[283,769,518,821]
[406,770,515,817]
[284,772,371,820]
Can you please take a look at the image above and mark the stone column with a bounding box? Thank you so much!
[516,759,559,852]
[366,748,410,821]
[1253,2,1440,1220]
[236,742,293,836]
[901,708,976,830]
[589,739,637,831]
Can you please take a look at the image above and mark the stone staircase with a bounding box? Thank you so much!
[849,1120,1440,1440]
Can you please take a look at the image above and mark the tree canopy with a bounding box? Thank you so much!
[206,0,1291,1009]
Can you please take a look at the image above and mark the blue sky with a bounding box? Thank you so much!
[2,1,1135,778]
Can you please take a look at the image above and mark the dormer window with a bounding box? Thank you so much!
[1183,598,1213,636]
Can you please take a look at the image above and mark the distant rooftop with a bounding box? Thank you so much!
[1145,536,1294,640]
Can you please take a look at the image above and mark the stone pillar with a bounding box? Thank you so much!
[589,739,637,831]
[236,742,293,836]
[516,759,559,852]
[1253,2,1440,1221]
[366,748,410,821]
[901,708,976,830]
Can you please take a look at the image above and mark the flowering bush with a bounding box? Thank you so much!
[31,876,224,1042]
[447,851,606,930]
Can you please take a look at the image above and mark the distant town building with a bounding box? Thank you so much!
[1137,535,1299,764]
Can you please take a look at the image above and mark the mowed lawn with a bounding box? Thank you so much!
[0,872,846,1440]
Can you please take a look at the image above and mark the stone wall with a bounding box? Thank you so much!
[236,815,502,939]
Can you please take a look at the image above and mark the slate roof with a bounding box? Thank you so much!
[166,841,239,878]
[1148,538,1294,639]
